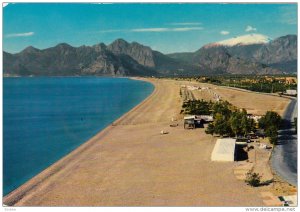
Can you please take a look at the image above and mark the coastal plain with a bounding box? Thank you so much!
[3,78,291,206]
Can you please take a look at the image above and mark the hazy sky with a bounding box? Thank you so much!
[3,3,298,53]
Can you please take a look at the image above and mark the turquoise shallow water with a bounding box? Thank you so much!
[3,77,154,195]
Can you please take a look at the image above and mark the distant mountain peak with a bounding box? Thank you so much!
[206,34,272,48]
[55,43,74,49]
[107,39,156,67]
[21,46,40,53]
[108,39,130,53]
[92,43,107,52]
[110,38,129,46]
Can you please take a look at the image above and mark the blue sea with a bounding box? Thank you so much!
[3,77,154,195]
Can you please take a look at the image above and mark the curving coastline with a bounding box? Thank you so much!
[3,78,293,206]
[3,77,157,206]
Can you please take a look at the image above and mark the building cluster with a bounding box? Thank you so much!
[183,115,213,129]
[237,76,297,85]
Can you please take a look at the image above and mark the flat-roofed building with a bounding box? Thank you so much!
[184,115,195,129]
[196,115,213,122]
[211,138,236,162]
[286,89,297,96]
[184,115,213,129]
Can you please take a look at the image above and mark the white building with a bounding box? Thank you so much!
[286,89,297,96]
[184,115,213,122]
[211,138,236,162]
[196,115,213,122]
[247,114,262,123]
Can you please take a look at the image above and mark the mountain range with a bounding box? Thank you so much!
[3,34,297,77]
[168,34,297,75]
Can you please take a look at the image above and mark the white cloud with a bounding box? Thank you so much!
[169,22,202,26]
[245,25,257,32]
[97,26,204,34]
[131,27,203,32]
[6,32,34,38]
[220,30,230,35]
[131,28,169,32]
[172,27,203,31]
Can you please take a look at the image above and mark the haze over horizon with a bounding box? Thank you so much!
[3,3,297,54]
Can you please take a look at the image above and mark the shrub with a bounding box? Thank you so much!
[245,170,261,187]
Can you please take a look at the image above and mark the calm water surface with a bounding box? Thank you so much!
[3,77,154,195]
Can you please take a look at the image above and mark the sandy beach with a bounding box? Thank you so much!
[3,78,292,206]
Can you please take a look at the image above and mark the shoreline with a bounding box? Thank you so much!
[3,77,157,206]
[3,77,294,206]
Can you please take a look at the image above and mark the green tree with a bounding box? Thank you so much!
[229,109,253,137]
[258,116,266,129]
[265,125,279,144]
[259,111,282,145]
[265,111,282,129]
[182,100,213,115]
[248,118,256,133]
[259,111,281,130]
[229,111,242,137]
[205,101,234,137]
[212,101,232,120]
[205,123,215,136]
[213,113,231,137]
[240,109,250,136]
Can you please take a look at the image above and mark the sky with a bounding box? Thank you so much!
[3,3,298,54]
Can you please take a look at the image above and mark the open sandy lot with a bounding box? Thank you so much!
[185,81,290,116]
[4,78,290,206]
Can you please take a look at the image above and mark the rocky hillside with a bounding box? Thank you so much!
[3,34,297,76]
[192,45,280,75]
[4,39,199,77]
[253,35,297,73]
[3,41,157,76]
[107,39,155,68]
[224,34,297,73]
[168,34,297,74]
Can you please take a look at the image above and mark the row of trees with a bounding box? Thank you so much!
[258,111,282,144]
[181,99,213,115]
[196,76,297,93]
[182,99,282,144]
[205,101,255,137]
[206,103,282,143]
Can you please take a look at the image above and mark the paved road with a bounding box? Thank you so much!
[271,98,297,186]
